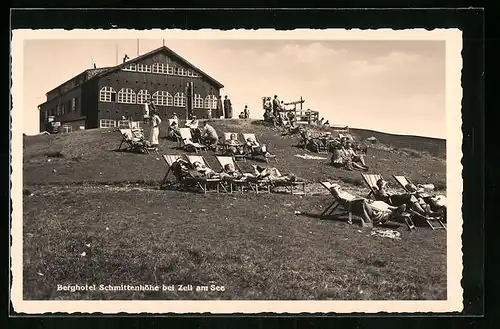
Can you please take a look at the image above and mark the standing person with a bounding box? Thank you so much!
[243,105,250,119]
[148,109,162,148]
[223,95,232,119]
[217,95,224,119]
[272,95,280,118]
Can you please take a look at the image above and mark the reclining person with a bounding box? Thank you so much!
[251,165,296,182]
[191,161,218,179]
[219,163,259,182]
[405,183,447,218]
[226,133,245,156]
[344,139,368,170]
[329,183,407,228]
[168,121,182,140]
[375,179,443,218]
[245,137,273,158]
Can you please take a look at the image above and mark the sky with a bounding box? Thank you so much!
[22,38,446,138]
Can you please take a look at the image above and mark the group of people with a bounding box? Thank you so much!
[238,105,250,119]
[170,158,295,186]
[222,133,273,159]
[329,180,447,228]
[331,136,369,171]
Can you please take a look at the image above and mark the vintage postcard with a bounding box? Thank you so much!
[11,28,463,313]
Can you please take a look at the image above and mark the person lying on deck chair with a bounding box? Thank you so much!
[219,163,259,182]
[169,121,182,140]
[375,179,443,218]
[245,137,273,158]
[226,133,245,156]
[251,165,296,182]
[405,183,447,219]
[329,183,407,228]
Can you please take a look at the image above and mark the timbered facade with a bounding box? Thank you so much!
[38,46,224,132]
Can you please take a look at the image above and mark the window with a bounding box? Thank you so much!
[173,67,180,75]
[137,89,151,104]
[117,88,137,104]
[137,64,152,73]
[205,95,217,109]
[62,124,72,133]
[194,94,203,108]
[61,104,66,115]
[99,86,116,102]
[174,92,186,107]
[99,119,117,128]
[152,91,173,106]
[187,70,192,77]
[71,97,76,111]
[152,63,165,74]
[166,64,174,75]
[123,64,137,71]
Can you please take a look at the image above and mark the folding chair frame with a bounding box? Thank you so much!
[215,156,271,194]
[242,133,278,163]
[160,155,184,188]
[184,155,222,194]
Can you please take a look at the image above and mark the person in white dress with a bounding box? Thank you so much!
[148,109,162,147]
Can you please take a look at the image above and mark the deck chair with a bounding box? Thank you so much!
[178,128,206,153]
[160,154,184,188]
[117,129,157,154]
[361,173,384,198]
[392,175,446,230]
[184,155,221,193]
[362,173,442,231]
[319,182,415,230]
[215,155,271,194]
[242,133,277,163]
[319,181,368,225]
[221,132,246,161]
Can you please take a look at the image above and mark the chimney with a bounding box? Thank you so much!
[123,54,129,63]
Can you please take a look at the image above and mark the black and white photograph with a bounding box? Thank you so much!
[11,28,463,313]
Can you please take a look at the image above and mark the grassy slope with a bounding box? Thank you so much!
[22,119,447,300]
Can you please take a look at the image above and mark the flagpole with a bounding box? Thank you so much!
[137,39,139,56]
[115,44,118,65]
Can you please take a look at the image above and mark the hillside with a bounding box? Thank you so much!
[22,119,447,301]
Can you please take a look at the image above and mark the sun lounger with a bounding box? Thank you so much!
[320,182,415,230]
[220,132,246,161]
[392,175,446,230]
[361,173,384,198]
[117,128,157,154]
[160,154,184,188]
[392,175,432,198]
[215,155,271,194]
[178,128,206,153]
[184,155,222,193]
[362,173,442,230]
[242,133,277,163]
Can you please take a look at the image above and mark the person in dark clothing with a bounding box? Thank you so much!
[374,179,442,217]
[272,95,280,118]
[223,96,232,119]
[217,96,224,119]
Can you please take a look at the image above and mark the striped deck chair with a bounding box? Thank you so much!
[320,182,415,230]
[393,175,446,230]
[361,173,383,198]
[215,156,270,194]
[117,129,156,154]
[184,155,221,193]
[221,132,246,161]
[319,181,368,225]
[362,173,441,231]
[242,133,277,163]
[160,154,183,188]
[178,128,206,153]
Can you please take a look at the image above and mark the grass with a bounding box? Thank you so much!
[22,119,447,300]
